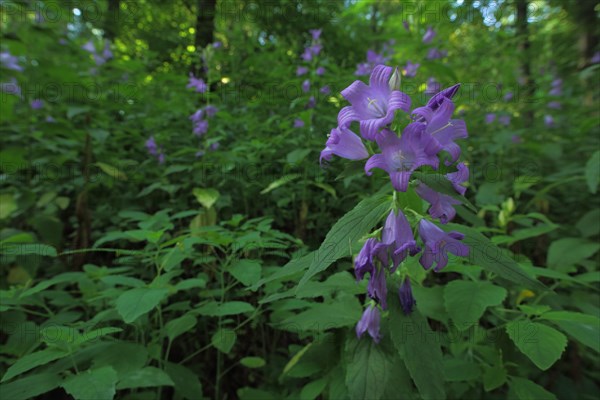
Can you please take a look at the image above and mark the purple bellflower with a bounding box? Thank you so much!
[320,126,369,164]
[418,219,469,272]
[403,20,410,31]
[398,277,416,315]
[425,77,441,96]
[296,66,308,76]
[426,48,447,60]
[367,266,388,309]
[547,101,561,110]
[310,29,322,40]
[340,65,411,141]
[498,115,511,126]
[302,79,310,93]
[316,66,325,76]
[354,238,380,281]
[204,105,218,118]
[416,183,462,224]
[30,99,44,109]
[0,51,23,72]
[356,305,382,343]
[1,78,21,97]
[485,113,496,124]
[146,136,158,155]
[320,85,331,95]
[365,126,442,192]
[447,162,469,196]
[294,118,305,128]
[193,120,209,136]
[187,73,207,93]
[544,115,555,128]
[403,61,420,78]
[422,26,436,44]
[380,210,421,271]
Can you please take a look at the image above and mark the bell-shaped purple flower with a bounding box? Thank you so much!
[422,83,461,115]
[416,183,462,224]
[365,126,442,192]
[547,101,561,110]
[426,48,447,60]
[498,115,511,126]
[30,99,44,110]
[302,79,310,93]
[82,40,96,53]
[418,219,469,272]
[403,20,410,31]
[190,109,204,123]
[316,66,325,76]
[356,305,381,343]
[380,210,420,271]
[340,65,411,141]
[403,61,420,78]
[320,126,369,164]
[193,120,209,136]
[355,62,372,76]
[367,266,388,309]
[413,98,467,164]
[296,66,308,76]
[294,118,305,128]
[0,51,23,72]
[422,26,436,44]
[310,29,322,40]
[0,78,21,97]
[187,73,207,93]
[398,277,416,315]
[447,162,469,196]
[485,113,496,124]
[301,47,313,62]
[320,85,330,95]
[145,136,158,155]
[544,115,555,128]
[204,105,218,118]
[354,238,379,281]
[425,77,441,96]
[306,96,316,109]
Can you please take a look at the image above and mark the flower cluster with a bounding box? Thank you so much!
[145,136,165,164]
[0,50,23,72]
[295,29,329,113]
[355,40,395,76]
[543,77,563,128]
[320,65,470,343]
[82,39,113,66]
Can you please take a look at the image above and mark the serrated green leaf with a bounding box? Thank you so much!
[61,366,118,400]
[165,314,197,342]
[0,373,60,400]
[194,301,254,317]
[116,288,169,323]
[96,162,127,181]
[165,362,203,400]
[211,329,237,354]
[116,367,174,390]
[192,188,220,208]
[228,259,261,286]
[344,336,391,400]
[2,348,68,382]
[506,321,567,370]
[509,377,557,400]
[585,151,600,193]
[444,280,506,330]
[483,365,507,391]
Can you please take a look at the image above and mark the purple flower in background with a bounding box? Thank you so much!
[82,40,95,53]
[403,61,420,78]
[309,43,323,57]
[212,41,223,49]
[320,85,330,95]
[294,118,305,128]
[367,266,388,309]
[403,20,410,31]
[204,105,218,118]
[158,153,166,164]
[366,49,387,65]
[306,96,316,109]
[498,115,511,126]
[416,183,462,224]
[356,305,381,343]
[296,66,308,76]
[210,142,220,151]
[549,78,562,96]
[485,113,496,124]
[425,84,461,113]
[190,109,204,123]
[316,66,325,76]
[30,99,44,109]
[591,52,600,64]
[365,126,442,192]
[544,115,555,128]
[195,150,206,158]
[45,116,56,123]
[310,29,322,40]
[0,51,23,72]
[426,48,447,60]
[425,77,441,96]
[355,62,372,76]
[302,79,310,93]
[511,135,522,144]
[193,120,209,136]
[547,101,561,110]
[146,136,158,155]
[340,65,411,140]
[418,219,469,272]
[102,41,113,60]
[320,126,369,164]
[187,73,207,93]
[398,278,416,315]
[422,26,436,44]
[503,91,513,101]
[301,47,313,62]
[0,78,21,97]
[380,210,420,271]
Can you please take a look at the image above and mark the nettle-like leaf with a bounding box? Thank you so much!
[344,335,391,400]
[115,287,169,323]
[443,280,507,330]
[506,320,567,370]
[61,366,118,400]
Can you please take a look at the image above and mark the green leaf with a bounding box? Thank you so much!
[506,321,567,370]
[0,373,60,400]
[445,224,547,291]
[240,357,266,368]
[344,336,391,400]
[260,174,301,194]
[509,377,557,400]
[211,329,237,354]
[74,327,122,346]
[444,280,507,330]
[278,296,362,332]
[96,162,127,181]
[2,348,68,382]
[165,314,197,342]
[160,245,187,272]
[389,307,446,400]
[0,193,17,219]
[2,243,57,258]
[116,288,169,323]
[300,377,328,400]
[194,301,255,317]
[576,209,600,237]
[192,188,220,208]
[547,319,600,353]
[547,238,599,272]
[585,150,600,193]
[164,362,203,400]
[92,342,148,379]
[483,365,507,391]
[61,366,118,400]
[116,367,174,390]
[443,359,481,382]
[228,259,262,287]
[297,193,390,291]
[67,106,90,119]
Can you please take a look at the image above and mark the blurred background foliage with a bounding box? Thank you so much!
[0,0,598,399]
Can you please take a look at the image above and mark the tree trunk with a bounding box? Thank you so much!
[193,0,217,75]
[516,0,535,127]
[104,0,121,40]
